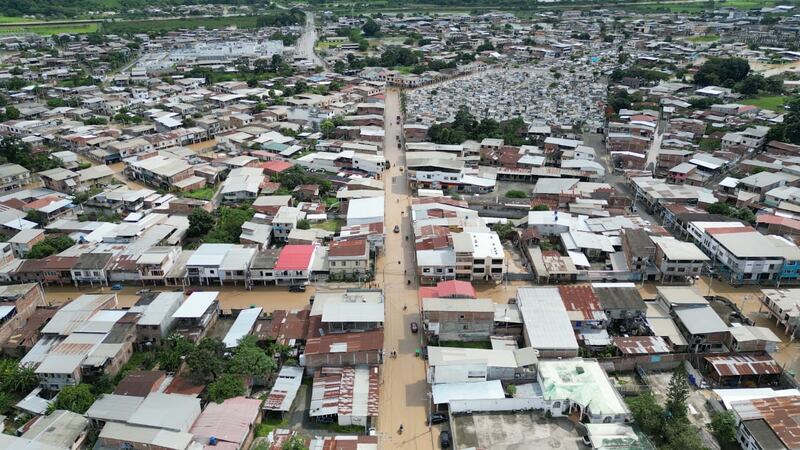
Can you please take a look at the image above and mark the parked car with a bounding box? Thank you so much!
[111,284,122,291]
[289,285,306,293]
[428,412,448,425]
[393,225,400,233]
[410,322,419,333]
[440,430,451,448]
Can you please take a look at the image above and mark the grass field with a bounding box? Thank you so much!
[103,15,260,34]
[311,219,345,233]
[0,23,98,35]
[740,95,788,110]
[687,34,720,43]
[0,16,36,23]
[183,186,217,201]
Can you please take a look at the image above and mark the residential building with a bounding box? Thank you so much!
[0,163,31,191]
[651,236,710,283]
[328,238,370,279]
[452,231,505,282]
[8,228,44,258]
[422,297,495,342]
[171,291,219,342]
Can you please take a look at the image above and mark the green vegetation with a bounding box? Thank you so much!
[505,190,528,199]
[694,57,751,87]
[439,340,492,349]
[256,416,289,437]
[0,137,60,172]
[706,202,756,224]
[710,411,739,450]
[0,23,98,35]
[610,65,670,84]
[103,10,303,35]
[741,95,788,111]
[0,16,36,23]
[627,369,704,450]
[767,94,800,144]
[206,207,256,243]
[428,106,528,146]
[104,16,259,34]
[0,359,39,415]
[50,384,96,414]
[28,235,76,259]
[272,166,333,197]
[312,219,345,233]
[686,34,720,43]
[606,89,643,114]
[184,186,217,201]
[207,374,246,404]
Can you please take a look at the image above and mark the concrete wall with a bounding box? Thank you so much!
[449,397,545,413]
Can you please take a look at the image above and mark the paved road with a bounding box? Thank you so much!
[376,88,436,450]
[295,11,324,68]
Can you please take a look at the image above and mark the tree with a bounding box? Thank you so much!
[2,362,38,394]
[532,204,549,211]
[188,208,214,238]
[187,337,226,382]
[28,236,75,259]
[205,207,255,243]
[228,335,276,380]
[282,435,309,450]
[207,374,245,403]
[320,119,336,138]
[51,384,95,414]
[710,411,738,450]
[158,334,194,372]
[663,419,705,450]
[3,106,20,121]
[665,368,690,423]
[362,18,380,37]
[296,219,310,230]
[706,202,733,216]
[626,393,664,437]
[505,190,528,199]
[25,210,47,226]
[492,223,517,241]
[694,57,750,87]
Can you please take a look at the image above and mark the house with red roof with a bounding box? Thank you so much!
[418,280,477,299]
[274,244,317,284]
[191,396,262,450]
[328,239,369,279]
[261,159,294,176]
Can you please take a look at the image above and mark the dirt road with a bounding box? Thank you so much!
[375,88,436,449]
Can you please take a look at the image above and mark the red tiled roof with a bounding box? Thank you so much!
[274,245,315,271]
[261,160,293,173]
[25,195,63,210]
[757,214,800,231]
[328,239,368,258]
[418,280,477,299]
[437,280,477,299]
[706,226,753,235]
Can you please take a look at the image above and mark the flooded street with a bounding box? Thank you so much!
[375,87,436,450]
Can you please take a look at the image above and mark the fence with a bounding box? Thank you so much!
[449,397,545,414]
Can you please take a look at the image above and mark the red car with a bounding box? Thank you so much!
[410,322,419,333]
